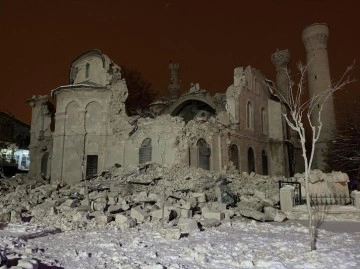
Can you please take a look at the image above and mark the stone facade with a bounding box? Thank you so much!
[27,24,336,185]
[27,50,291,185]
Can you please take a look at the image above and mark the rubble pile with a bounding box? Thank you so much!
[291,169,350,202]
[0,164,286,238]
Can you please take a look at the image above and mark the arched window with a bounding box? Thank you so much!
[85,63,90,79]
[230,144,239,170]
[65,101,80,133]
[197,138,210,170]
[261,108,267,134]
[139,138,152,164]
[262,150,268,175]
[248,147,255,173]
[85,101,102,133]
[247,101,254,130]
[41,152,49,178]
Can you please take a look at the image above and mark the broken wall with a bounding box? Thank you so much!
[26,95,53,180]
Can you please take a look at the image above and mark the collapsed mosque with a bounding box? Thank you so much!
[27,23,335,185]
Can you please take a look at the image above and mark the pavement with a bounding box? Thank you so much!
[271,219,360,233]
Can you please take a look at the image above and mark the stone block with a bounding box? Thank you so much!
[254,190,266,200]
[108,196,117,205]
[192,193,206,203]
[264,206,287,222]
[48,206,58,216]
[115,213,130,224]
[180,197,197,210]
[162,228,181,240]
[199,218,221,228]
[97,215,113,224]
[236,200,263,212]
[78,187,86,196]
[61,199,76,208]
[115,214,137,228]
[202,211,225,221]
[95,197,107,203]
[180,209,192,218]
[151,209,165,222]
[177,218,199,234]
[280,185,295,212]
[211,202,227,211]
[107,204,123,214]
[10,210,22,223]
[72,211,88,222]
[237,208,272,222]
[148,193,158,201]
[121,202,130,211]
[351,190,360,209]
[76,205,90,212]
[223,209,235,219]
[92,201,107,212]
[151,208,177,222]
[88,211,104,219]
[130,207,150,222]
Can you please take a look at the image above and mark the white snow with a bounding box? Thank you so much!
[1,219,359,268]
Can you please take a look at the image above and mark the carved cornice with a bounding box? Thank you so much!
[271,49,290,71]
[303,33,328,51]
[302,23,329,51]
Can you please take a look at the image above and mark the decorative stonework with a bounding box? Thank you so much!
[271,49,290,71]
[303,33,328,51]
[169,62,180,99]
[302,23,329,52]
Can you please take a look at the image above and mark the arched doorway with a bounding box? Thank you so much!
[262,150,268,175]
[139,138,152,164]
[197,138,211,170]
[248,147,255,173]
[230,144,239,170]
[41,152,49,179]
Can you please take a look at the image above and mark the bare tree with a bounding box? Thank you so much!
[267,62,354,251]
[120,66,158,116]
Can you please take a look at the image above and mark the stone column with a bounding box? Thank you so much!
[26,95,52,179]
[271,49,292,176]
[280,185,295,212]
[351,190,360,209]
[302,23,335,170]
[168,62,180,100]
[271,49,290,100]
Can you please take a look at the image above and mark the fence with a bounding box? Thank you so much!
[310,193,353,206]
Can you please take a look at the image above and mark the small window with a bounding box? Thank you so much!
[247,101,254,130]
[230,144,239,170]
[139,138,152,164]
[262,150,268,175]
[197,138,211,170]
[85,63,90,78]
[261,108,267,134]
[248,147,255,173]
[86,155,98,178]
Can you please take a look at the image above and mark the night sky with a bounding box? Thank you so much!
[1,0,359,125]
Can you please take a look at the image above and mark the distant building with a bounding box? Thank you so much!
[0,111,30,174]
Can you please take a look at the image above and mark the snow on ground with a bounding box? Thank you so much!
[1,219,360,269]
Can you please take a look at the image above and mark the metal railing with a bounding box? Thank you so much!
[310,193,353,206]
